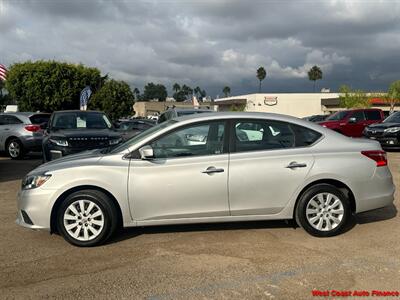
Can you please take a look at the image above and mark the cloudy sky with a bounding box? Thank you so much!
[1,0,400,97]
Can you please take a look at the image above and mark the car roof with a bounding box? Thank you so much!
[53,110,105,114]
[172,111,321,129]
[167,108,213,112]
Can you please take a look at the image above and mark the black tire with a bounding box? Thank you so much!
[295,184,351,237]
[57,190,118,247]
[6,138,25,159]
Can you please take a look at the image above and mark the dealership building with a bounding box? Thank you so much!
[215,93,341,118]
[215,93,397,118]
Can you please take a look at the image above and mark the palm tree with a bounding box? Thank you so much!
[222,86,231,97]
[133,87,140,100]
[256,67,266,93]
[308,65,323,92]
[172,83,180,93]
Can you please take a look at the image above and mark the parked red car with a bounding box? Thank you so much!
[318,109,384,137]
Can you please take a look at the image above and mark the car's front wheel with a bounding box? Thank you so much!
[57,190,118,247]
[296,184,351,237]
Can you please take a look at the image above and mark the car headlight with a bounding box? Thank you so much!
[49,138,68,147]
[109,137,122,145]
[22,174,51,190]
[384,127,400,133]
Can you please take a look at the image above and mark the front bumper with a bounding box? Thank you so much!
[364,133,400,148]
[16,187,57,231]
[44,144,99,161]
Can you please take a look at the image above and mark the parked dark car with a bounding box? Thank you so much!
[42,110,122,162]
[363,111,400,149]
[116,119,155,141]
[0,112,50,159]
[318,108,384,137]
[303,114,329,122]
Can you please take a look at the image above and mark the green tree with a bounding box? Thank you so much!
[142,82,167,101]
[339,85,370,108]
[256,67,266,93]
[308,65,323,92]
[172,83,180,93]
[194,86,201,97]
[5,60,102,112]
[173,90,186,102]
[89,79,135,120]
[181,84,193,100]
[387,80,400,113]
[222,86,231,97]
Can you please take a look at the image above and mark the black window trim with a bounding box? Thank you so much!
[229,118,324,154]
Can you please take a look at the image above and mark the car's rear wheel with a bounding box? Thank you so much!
[6,138,24,159]
[296,184,351,237]
[57,190,118,247]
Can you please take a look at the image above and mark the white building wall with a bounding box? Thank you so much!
[216,93,340,118]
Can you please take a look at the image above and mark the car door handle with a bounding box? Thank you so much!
[286,162,307,169]
[202,166,224,174]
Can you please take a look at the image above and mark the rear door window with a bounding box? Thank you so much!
[365,110,382,121]
[233,120,322,152]
[351,111,365,122]
[4,115,23,125]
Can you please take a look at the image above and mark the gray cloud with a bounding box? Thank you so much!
[1,0,399,96]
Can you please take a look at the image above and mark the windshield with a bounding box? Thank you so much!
[110,119,177,153]
[383,112,400,123]
[51,112,112,130]
[326,111,349,121]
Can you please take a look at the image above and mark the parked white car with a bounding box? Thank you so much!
[17,112,395,246]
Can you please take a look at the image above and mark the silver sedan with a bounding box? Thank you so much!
[17,112,395,246]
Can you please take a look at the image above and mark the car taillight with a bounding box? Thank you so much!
[361,150,387,167]
[24,125,40,132]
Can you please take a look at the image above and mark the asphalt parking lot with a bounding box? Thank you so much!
[0,153,399,299]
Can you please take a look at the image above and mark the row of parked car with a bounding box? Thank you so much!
[0,107,213,161]
[1,107,400,161]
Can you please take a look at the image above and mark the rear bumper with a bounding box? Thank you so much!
[354,167,395,213]
[20,135,43,151]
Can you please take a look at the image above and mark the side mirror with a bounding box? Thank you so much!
[138,145,154,160]
[348,117,357,124]
[40,122,48,130]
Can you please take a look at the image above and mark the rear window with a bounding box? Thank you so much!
[365,110,382,121]
[29,114,50,125]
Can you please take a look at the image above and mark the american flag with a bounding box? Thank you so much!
[80,86,92,110]
[0,64,7,81]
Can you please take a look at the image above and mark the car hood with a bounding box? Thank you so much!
[29,149,104,175]
[49,129,121,139]
[367,122,400,129]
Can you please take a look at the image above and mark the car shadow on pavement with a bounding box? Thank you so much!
[354,204,397,224]
[107,219,297,245]
[0,153,42,183]
[109,204,398,245]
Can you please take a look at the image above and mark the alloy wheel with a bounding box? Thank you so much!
[8,141,20,158]
[63,200,105,241]
[305,192,344,231]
